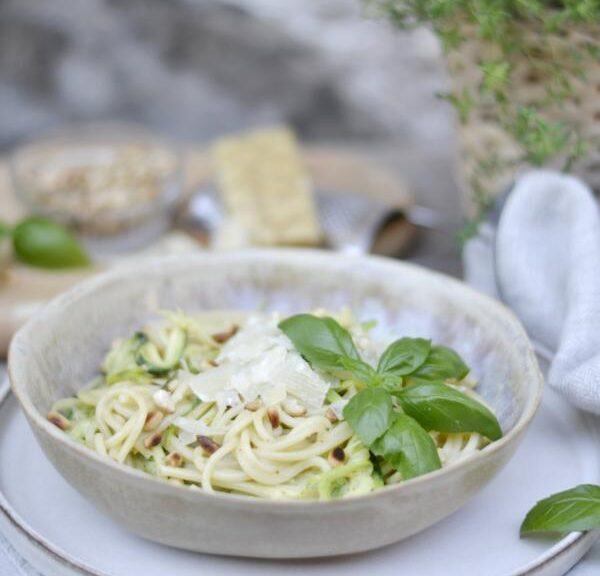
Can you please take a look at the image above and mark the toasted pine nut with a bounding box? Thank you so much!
[212,325,239,344]
[325,407,338,423]
[201,359,218,370]
[197,435,220,455]
[144,432,163,449]
[144,410,163,431]
[165,452,184,467]
[245,399,262,412]
[328,447,346,467]
[267,407,280,428]
[47,412,70,431]
[282,398,307,417]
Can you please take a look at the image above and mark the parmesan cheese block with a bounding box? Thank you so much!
[212,127,322,246]
[183,314,331,412]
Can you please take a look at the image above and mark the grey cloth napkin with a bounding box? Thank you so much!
[464,170,600,415]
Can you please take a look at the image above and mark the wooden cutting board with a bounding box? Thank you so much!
[0,145,412,357]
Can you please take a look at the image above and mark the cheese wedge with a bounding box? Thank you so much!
[212,127,322,246]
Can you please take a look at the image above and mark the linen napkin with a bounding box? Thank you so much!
[464,170,600,415]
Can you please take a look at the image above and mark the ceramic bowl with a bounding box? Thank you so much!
[8,250,543,558]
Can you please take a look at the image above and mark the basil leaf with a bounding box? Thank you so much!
[521,484,600,535]
[395,381,502,441]
[371,413,441,479]
[380,373,403,393]
[338,356,379,386]
[343,388,393,446]
[12,217,90,269]
[279,314,360,372]
[377,337,431,376]
[409,345,469,383]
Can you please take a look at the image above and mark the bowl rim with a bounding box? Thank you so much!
[8,249,544,509]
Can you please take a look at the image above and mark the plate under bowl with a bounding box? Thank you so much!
[8,250,543,558]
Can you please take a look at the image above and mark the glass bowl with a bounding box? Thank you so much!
[10,123,183,254]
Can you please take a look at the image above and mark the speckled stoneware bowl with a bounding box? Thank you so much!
[8,250,543,558]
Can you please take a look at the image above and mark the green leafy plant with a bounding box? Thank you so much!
[0,216,90,269]
[521,484,600,535]
[279,314,502,480]
[371,0,600,234]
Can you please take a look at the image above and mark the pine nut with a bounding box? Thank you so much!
[212,325,239,343]
[197,435,220,455]
[282,398,307,417]
[165,452,184,467]
[328,447,346,467]
[144,432,163,448]
[245,399,263,412]
[144,410,163,431]
[267,407,280,428]
[47,412,70,431]
[325,407,338,423]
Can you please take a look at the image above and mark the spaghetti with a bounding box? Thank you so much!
[48,310,489,500]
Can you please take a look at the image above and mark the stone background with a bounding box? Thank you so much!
[0,0,462,274]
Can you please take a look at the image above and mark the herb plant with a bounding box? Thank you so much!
[279,313,501,480]
[371,0,600,232]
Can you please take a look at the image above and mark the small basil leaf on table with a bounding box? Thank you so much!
[520,484,600,536]
[279,314,360,372]
[395,381,503,441]
[377,337,431,376]
[371,413,441,480]
[12,217,90,269]
[343,388,393,446]
[338,356,379,386]
[408,345,469,383]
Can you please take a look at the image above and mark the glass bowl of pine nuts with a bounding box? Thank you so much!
[10,123,183,253]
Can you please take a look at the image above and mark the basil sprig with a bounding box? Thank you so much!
[521,484,600,536]
[279,314,503,480]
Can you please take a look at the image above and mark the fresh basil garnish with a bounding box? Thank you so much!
[279,314,360,373]
[338,356,379,385]
[343,388,393,446]
[280,313,502,482]
[395,381,502,441]
[377,337,431,376]
[408,345,469,383]
[371,414,441,479]
[521,484,600,535]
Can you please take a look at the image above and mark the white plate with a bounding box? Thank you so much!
[0,375,598,576]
